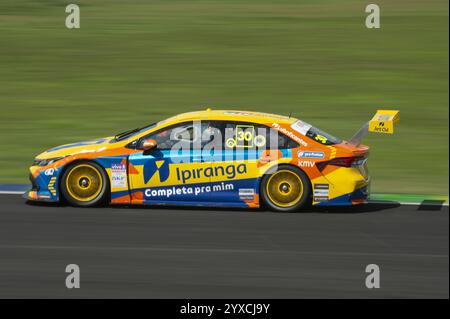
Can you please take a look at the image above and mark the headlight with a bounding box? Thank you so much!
[33,156,66,167]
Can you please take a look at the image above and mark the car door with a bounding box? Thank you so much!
[128,121,213,204]
[204,121,265,204]
[204,120,298,205]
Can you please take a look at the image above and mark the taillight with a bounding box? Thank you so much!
[329,157,356,167]
[317,156,366,170]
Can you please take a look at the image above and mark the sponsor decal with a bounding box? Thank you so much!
[373,122,390,133]
[144,159,170,183]
[239,188,255,200]
[254,135,266,147]
[143,160,248,185]
[226,138,236,148]
[144,182,234,199]
[313,184,329,201]
[223,111,252,116]
[377,115,391,121]
[111,163,127,188]
[291,120,312,136]
[314,134,328,144]
[298,161,315,168]
[234,125,255,148]
[271,123,308,147]
[176,163,247,183]
[48,177,57,196]
[225,125,266,149]
[298,151,325,159]
[44,168,55,176]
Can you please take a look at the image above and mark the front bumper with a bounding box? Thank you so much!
[26,166,60,202]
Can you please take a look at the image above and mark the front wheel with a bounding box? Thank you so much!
[260,165,311,212]
[60,161,109,207]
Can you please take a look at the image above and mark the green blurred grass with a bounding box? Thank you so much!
[0,0,448,194]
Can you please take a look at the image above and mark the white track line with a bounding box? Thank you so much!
[369,200,449,207]
[0,191,26,195]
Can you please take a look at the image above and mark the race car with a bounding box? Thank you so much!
[26,108,399,212]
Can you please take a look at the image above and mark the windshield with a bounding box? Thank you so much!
[113,122,158,142]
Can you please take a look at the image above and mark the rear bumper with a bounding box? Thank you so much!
[315,183,370,206]
[313,165,371,206]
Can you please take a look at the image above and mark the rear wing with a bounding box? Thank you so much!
[349,110,400,146]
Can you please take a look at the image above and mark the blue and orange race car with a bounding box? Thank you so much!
[26,109,399,212]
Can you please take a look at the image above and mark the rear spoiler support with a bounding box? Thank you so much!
[349,110,400,146]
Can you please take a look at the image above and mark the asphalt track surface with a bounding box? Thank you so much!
[0,194,448,298]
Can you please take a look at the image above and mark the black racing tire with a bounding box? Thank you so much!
[60,161,109,207]
[260,164,311,212]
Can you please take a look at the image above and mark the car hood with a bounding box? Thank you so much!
[35,137,114,160]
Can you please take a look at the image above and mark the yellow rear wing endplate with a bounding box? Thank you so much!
[368,110,400,134]
[349,109,400,145]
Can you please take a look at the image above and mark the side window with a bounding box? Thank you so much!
[260,125,299,149]
[201,122,222,149]
[137,121,196,150]
[211,121,299,150]
[278,131,299,149]
[136,121,216,150]
[227,123,257,149]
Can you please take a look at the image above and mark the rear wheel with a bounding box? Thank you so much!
[61,161,109,207]
[261,165,310,212]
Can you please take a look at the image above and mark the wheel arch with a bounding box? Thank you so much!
[259,163,313,208]
[58,158,110,203]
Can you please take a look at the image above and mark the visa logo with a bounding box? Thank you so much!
[298,151,325,159]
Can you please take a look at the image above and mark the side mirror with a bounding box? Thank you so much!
[142,139,157,151]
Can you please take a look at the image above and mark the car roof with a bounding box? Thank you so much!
[164,109,297,125]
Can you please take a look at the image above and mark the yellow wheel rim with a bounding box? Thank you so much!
[65,164,103,202]
[266,170,303,207]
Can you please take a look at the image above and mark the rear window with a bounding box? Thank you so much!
[306,126,342,145]
[291,120,341,145]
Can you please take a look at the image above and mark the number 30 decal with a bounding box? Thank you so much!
[226,125,267,148]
